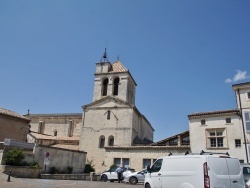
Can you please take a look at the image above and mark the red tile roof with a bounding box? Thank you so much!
[109,61,127,73]
[0,108,30,122]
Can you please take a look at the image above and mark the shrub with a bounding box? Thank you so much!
[30,161,41,169]
[4,148,25,166]
[84,159,95,173]
[67,166,73,173]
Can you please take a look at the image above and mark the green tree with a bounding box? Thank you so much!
[4,148,25,166]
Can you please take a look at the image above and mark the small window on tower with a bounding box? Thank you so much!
[113,77,120,96]
[107,110,111,120]
[248,92,250,99]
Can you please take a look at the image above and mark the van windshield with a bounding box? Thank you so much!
[151,159,163,173]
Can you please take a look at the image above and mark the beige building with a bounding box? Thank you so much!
[189,82,250,163]
[0,108,30,147]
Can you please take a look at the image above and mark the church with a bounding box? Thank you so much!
[2,50,249,173]
[25,50,190,173]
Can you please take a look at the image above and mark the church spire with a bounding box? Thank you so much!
[100,48,109,63]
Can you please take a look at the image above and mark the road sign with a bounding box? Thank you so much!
[44,157,50,166]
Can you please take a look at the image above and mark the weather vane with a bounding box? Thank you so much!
[100,48,109,62]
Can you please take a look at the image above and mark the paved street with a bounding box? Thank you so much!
[0,172,144,188]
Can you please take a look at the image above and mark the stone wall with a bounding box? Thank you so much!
[1,165,42,178]
[33,146,86,174]
[24,114,82,137]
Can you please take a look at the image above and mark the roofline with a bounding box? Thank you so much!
[0,113,31,123]
[104,145,190,150]
[188,109,240,118]
[82,96,154,131]
[150,130,189,146]
[24,113,82,117]
[232,82,250,90]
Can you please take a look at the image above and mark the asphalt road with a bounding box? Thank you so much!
[0,172,144,188]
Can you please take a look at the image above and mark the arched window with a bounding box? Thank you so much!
[54,130,58,136]
[108,135,114,146]
[102,78,109,96]
[99,135,105,148]
[113,77,120,96]
[107,110,111,120]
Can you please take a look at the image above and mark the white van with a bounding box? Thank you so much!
[144,151,245,188]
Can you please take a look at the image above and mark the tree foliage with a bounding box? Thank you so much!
[4,148,25,166]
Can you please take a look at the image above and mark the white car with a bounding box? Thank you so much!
[100,167,134,182]
[123,169,147,184]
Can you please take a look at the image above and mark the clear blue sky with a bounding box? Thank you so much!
[1,0,250,142]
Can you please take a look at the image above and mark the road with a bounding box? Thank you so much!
[0,172,144,188]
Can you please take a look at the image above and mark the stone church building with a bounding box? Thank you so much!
[24,52,190,173]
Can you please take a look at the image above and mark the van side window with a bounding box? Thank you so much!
[151,159,163,173]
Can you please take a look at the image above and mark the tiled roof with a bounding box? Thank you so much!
[109,61,127,73]
[188,109,240,118]
[50,144,79,151]
[29,132,79,141]
[0,108,30,122]
[149,130,189,146]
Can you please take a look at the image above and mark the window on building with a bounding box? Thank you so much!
[247,92,250,99]
[226,117,231,124]
[54,130,57,136]
[143,159,151,169]
[206,129,226,148]
[99,136,105,148]
[102,78,109,96]
[244,112,250,133]
[114,158,121,167]
[123,158,130,168]
[107,110,111,120]
[168,138,178,146]
[201,119,206,125]
[108,135,114,146]
[113,77,120,96]
[181,135,190,145]
[235,139,241,148]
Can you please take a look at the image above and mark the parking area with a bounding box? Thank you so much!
[0,172,144,188]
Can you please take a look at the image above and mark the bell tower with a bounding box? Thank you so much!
[92,49,137,105]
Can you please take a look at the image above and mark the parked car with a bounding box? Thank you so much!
[145,151,245,188]
[100,167,134,182]
[123,169,147,184]
[241,163,250,187]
